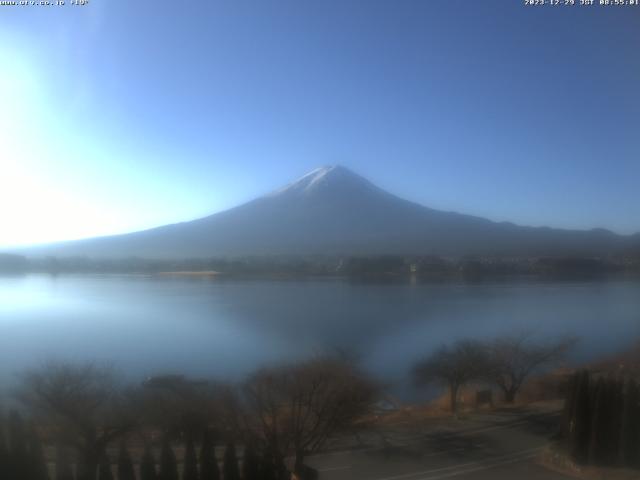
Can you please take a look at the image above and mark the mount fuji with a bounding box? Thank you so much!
[13,166,639,258]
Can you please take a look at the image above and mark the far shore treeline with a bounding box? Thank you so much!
[1,253,640,278]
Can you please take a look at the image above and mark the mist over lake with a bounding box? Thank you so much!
[1,274,638,399]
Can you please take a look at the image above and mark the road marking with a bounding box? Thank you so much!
[369,447,544,480]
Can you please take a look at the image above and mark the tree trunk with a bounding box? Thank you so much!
[293,451,318,480]
[504,388,516,404]
[77,450,98,480]
[450,383,459,414]
[77,429,101,480]
[294,449,305,473]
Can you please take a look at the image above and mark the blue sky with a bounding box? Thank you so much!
[1,0,639,246]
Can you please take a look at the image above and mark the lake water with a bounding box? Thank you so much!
[1,274,639,399]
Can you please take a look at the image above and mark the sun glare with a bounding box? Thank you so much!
[0,48,122,248]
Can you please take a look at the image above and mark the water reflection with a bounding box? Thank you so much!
[0,274,638,399]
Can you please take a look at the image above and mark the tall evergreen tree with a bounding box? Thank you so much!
[588,377,610,465]
[222,443,240,480]
[98,452,114,480]
[117,443,136,480]
[259,452,277,480]
[241,445,260,480]
[55,445,75,480]
[183,435,199,480]
[76,456,94,480]
[199,430,219,480]
[28,426,50,480]
[140,446,157,480]
[620,378,640,467]
[274,452,289,480]
[159,438,179,480]
[8,411,30,478]
[0,415,8,480]
[605,377,623,465]
[569,370,591,464]
[561,373,578,441]
[258,448,287,480]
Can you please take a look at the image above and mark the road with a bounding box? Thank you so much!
[306,406,572,480]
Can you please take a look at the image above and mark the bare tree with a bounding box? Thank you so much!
[130,374,230,441]
[17,362,135,480]
[241,355,377,471]
[413,340,488,414]
[485,333,576,403]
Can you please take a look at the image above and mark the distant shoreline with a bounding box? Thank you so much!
[2,252,640,279]
[155,270,221,277]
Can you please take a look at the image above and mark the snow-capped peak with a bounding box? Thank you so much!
[269,165,378,197]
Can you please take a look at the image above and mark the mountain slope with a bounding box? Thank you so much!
[15,166,639,258]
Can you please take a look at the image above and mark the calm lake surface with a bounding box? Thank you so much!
[1,274,639,398]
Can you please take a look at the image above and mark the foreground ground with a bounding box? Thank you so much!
[306,403,573,480]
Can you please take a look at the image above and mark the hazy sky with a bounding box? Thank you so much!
[1,0,639,247]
